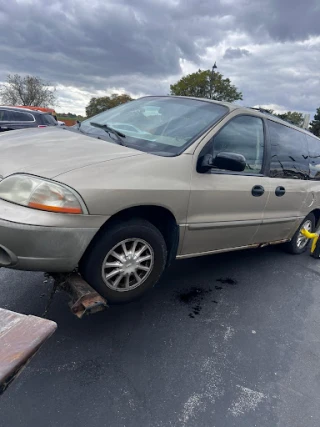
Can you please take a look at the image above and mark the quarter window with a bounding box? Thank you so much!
[306,134,320,180]
[9,111,34,122]
[212,115,264,174]
[0,110,9,121]
[268,120,309,179]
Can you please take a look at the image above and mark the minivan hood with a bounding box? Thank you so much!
[0,127,143,178]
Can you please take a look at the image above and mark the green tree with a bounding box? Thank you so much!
[86,93,133,117]
[170,69,243,102]
[0,74,56,107]
[275,111,304,127]
[310,108,320,137]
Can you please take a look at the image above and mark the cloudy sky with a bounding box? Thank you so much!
[0,0,319,116]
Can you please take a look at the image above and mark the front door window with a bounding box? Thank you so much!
[212,115,265,174]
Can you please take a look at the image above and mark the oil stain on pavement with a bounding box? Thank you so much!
[216,277,238,285]
[176,287,213,318]
[176,277,238,318]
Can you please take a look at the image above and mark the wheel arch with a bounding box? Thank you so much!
[310,208,320,229]
[81,205,180,268]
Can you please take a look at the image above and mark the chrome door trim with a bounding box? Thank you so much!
[176,243,260,259]
[188,219,261,231]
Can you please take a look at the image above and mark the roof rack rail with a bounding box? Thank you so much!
[248,107,312,130]
[247,107,276,115]
[249,107,295,122]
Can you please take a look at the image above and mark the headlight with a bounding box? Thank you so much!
[0,174,87,214]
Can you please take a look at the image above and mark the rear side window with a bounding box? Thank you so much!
[0,110,9,121]
[306,134,320,180]
[9,111,34,122]
[212,115,265,174]
[42,114,57,126]
[268,120,309,179]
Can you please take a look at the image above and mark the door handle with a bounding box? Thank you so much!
[275,186,286,197]
[252,185,265,197]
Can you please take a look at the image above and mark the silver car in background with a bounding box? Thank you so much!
[0,96,320,304]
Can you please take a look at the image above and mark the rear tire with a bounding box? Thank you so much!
[285,213,315,255]
[79,219,167,304]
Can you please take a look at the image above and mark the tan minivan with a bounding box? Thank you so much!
[0,96,320,303]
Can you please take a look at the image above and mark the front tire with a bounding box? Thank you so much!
[80,219,167,304]
[285,213,315,255]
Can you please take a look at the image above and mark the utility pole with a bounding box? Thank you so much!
[212,62,217,74]
[210,62,217,99]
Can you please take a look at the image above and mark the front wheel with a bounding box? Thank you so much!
[79,219,167,304]
[285,213,315,255]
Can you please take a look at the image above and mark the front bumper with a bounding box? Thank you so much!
[0,199,109,272]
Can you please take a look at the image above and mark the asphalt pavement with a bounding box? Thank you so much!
[1,246,320,427]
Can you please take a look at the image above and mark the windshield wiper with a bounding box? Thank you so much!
[90,122,126,145]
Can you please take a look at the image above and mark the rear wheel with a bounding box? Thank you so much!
[285,213,315,254]
[80,219,167,304]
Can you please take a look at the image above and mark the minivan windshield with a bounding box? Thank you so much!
[80,97,228,156]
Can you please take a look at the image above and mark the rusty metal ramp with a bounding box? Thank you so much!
[0,308,57,395]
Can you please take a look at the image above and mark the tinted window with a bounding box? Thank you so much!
[0,110,9,121]
[268,120,309,179]
[42,114,57,126]
[212,115,264,174]
[9,111,34,122]
[306,134,320,180]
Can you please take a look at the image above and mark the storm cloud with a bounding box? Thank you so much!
[0,0,319,115]
[223,48,251,60]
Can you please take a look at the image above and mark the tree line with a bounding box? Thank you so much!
[0,72,319,137]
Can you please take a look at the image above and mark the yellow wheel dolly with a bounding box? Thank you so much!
[300,228,320,258]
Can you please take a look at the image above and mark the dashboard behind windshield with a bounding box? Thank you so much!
[81,97,229,156]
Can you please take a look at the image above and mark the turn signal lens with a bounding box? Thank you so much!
[28,181,82,213]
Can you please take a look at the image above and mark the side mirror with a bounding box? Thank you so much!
[213,152,246,172]
[198,152,247,173]
[198,154,215,172]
